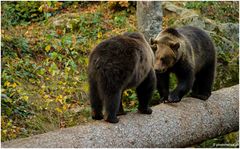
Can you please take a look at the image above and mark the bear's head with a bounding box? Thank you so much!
[150,28,183,73]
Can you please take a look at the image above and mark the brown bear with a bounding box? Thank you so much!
[88,32,156,123]
[150,26,216,103]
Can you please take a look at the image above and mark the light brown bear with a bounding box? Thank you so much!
[150,26,216,103]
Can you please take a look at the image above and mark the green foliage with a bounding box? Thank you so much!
[2,33,29,58]
[1,2,42,27]
[209,33,239,90]
[77,12,104,39]
[197,131,239,148]
[214,51,239,90]
[1,2,137,141]
[108,1,136,13]
[112,11,128,28]
[122,89,138,112]
[1,1,64,28]
[184,1,239,23]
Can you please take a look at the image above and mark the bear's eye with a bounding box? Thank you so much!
[161,57,169,65]
[161,57,166,63]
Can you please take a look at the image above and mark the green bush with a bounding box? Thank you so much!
[1,1,65,28]
[1,2,43,28]
[2,34,29,58]
[108,1,136,13]
[184,2,239,23]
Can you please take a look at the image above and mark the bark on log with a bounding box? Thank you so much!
[137,1,163,41]
[2,85,239,148]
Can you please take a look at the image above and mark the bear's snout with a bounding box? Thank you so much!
[154,64,167,73]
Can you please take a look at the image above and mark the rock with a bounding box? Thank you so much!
[174,13,206,29]
[162,2,186,16]
[49,13,81,32]
[137,1,163,40]
[218,23,239,42]
[162,2,239,41]
[204,18,218,31]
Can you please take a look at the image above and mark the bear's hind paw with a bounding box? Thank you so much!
[190,93,210,100]
[105,117,119,123]
[138,107,152,114]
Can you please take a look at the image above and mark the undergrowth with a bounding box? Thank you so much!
[1,2,137,141]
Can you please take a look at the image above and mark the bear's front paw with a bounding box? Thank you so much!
[138,107,152,114]
[92,114,104,120]
[160,96,169,103]
[168,93,181,103]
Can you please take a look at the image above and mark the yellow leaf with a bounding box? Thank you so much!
[123,90,129,96]
[55,107,62,113]
[97,32,102,39]
[43,95,49,99]
[45,45,51,52]
[22,96,29,101]
[4,81,10,87]
[38,5,44,12]
[56,95,63,104]
[63,104,68,111]
[2,130,7,134]
[82,82,89,93]
[12,82,17,88]
[47,1,52,6]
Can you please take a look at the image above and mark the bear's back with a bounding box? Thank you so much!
[177,26,216,71]
[88,33,154,89]
[177,26,215,56]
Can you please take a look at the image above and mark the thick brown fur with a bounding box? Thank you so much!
[88,32,156,123]
[150,26,216,102]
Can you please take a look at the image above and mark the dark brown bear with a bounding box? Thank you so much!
[88,32,156,123]
[150,26,216,103]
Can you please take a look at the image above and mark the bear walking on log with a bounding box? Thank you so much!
[88,32,156,123]
[150,26,216,103]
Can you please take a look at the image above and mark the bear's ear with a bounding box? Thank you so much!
[150,44,157,53]
[164,28,181,37]
[170,42,180,51]
[149,38,158,52]
[149,37,158,45]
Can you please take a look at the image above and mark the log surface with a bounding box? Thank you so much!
[2,85,239,148]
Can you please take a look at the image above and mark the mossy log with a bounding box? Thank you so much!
[2,85,239,148]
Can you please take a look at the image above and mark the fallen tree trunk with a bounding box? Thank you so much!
[2,85,239,148]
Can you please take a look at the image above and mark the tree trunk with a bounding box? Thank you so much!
[136,1,163,41]
[2,85,239,148]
